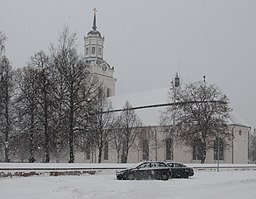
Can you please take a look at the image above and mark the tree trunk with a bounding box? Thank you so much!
[117,151,120,163]
[29,108,35,163]
[29,131,35,163]
[3,76,10,162]
[43,84,50,163]
[4,100,9,162]
[98,146,102,163]
[200,143,207,164]
[69,92,74,163]
[69,111,74,163]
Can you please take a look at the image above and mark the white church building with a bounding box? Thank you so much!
[76,10,250,164]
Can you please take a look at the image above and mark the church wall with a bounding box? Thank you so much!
[74,125,249,164]
[90,64,116,97]
[233,126,249,163]
[95,74,116,96]
[91,64,114,77]
[174,144,193,163]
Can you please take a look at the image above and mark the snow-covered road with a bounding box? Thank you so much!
[1,171,256,199]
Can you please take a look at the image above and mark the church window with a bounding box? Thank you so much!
[192,144,201,160]
[104,142,109,160]
[107,88,111,97]
[166,138,173,160]
[142,139,149,160]
[85,144,90,160]
[214,137,224,160]
[92,47,96,54]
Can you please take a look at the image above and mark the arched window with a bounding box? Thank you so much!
[103,142,108,160]
[142,139,149,161]
[85,144,90,160]
[107,88,111,97]
[214,138,224,160]
[92,47,96,54]
[166,138,173,160]
[192,145,200,160]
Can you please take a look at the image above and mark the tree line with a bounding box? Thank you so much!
[0,28,142,163]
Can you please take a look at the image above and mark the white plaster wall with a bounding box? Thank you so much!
[74,125,249,164]
[90,65,116,96]
[233,127,249,163]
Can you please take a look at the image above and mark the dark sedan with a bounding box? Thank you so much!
[116,161,171,180]
[166,162,194,178]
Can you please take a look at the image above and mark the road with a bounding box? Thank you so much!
[1,170,256,199]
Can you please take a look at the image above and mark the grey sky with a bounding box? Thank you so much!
[0,0,256,128]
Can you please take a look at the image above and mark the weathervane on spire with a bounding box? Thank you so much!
[93,8,97,15]
[92,8,97,30]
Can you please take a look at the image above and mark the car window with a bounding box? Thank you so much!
[151,162,158,168]
[168,163,174,167]
[151,162,156,168]
[158,162,167,167]
[138,162,151,169]
[174,163,180,167]
[175,163,186,168]
[151,162,167,168]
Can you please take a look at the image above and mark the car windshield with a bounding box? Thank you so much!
[130,162,148,169]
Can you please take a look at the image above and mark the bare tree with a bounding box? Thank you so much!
[0,56,13,162]
[161,81,231,163]
[0,33,14,162]
[51,27,98,163]
[14,67,41,162]
[118,101,143,163]
[28,51,55,162]
[89,86,116,163]
[111,117,124,163]
[0,32,6,58]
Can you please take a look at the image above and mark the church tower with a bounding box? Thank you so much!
[84,9,116,97]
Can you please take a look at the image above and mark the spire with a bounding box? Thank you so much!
[87,8,101,36]
[92,8,97,30]
[175,72,180,87]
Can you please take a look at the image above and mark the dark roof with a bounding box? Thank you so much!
[87,9,102,37]
[87,29,101,37]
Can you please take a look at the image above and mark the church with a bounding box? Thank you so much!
[76,10,250,164]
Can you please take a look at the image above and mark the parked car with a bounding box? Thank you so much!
[166,162,194,178]
[116,161,171,180]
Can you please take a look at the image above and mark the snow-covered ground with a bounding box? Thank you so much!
[1,170,256,199]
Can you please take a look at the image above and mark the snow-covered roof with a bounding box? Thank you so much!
[110,88,169,126]
[110,88,250,128]
[228,111,250,128]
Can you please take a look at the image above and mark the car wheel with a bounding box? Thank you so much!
[127,173,135,180]
[161,173,169,181]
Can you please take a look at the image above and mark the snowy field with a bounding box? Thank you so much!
[1,170,256,199]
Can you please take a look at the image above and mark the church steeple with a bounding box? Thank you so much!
[87,8,101,37]
[92,8,97,30]
[84,8,104,59]
[84,9,117,97]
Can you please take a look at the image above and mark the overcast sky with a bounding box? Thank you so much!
[0,0,256,129]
